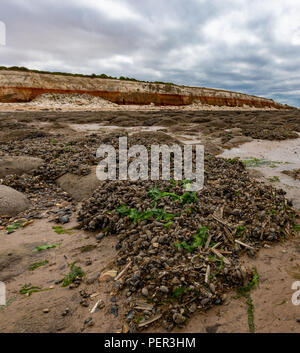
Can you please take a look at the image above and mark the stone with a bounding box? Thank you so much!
[96,232,105,241]
[56,166,101,201]
[58,215,70,224]
[142,287,149,296]
[0,156,44,178]
[110,305,119,317]
[189,303,197,313]
[228,127,243,135]
[84,317,93,325]
[0,185,30,217]
[160,286,169,294]
[173,313,185,325]
[228,136,253,145]
[86,272,100,285]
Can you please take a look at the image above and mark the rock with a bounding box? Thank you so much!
[0,156,44,178]
[160,286,169,294]
[80,299,89,307]
[84,317,93,325]
[0,185,30,217]
[43,308,50,314]
[85,259,93,266]
[98,300,105,310]
[91,299,105,312]
[201,298,210,306]
[142,287,149,296]
[228,136,253,145]
[110,305,119,317]
[189,303,197,313]
[173,313,185,325]
[61,308,70,317]
[87,320,95,327]
[228,127,243,135]
[86,272,100,285]
[58,215,70,224]
[56,166,101,201]
[96,232,105,241]
[61,308,70,316]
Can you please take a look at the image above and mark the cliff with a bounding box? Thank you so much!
[0,70,289,108]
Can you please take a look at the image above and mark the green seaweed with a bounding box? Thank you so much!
[234,268,259,333]
[33,244,60,252]
[52,226,73,235]
[175,227,208,253]
[20,284,52,295]
[29,260,49,271]
[62,262,84,287]
[147,186,197,205]
[242,158,281,168]
[116,205,176,223]
[6,222,23,232]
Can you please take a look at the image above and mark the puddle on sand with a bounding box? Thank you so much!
[218,137,300,209]
[70,123,206,145]
[69,124,166,133]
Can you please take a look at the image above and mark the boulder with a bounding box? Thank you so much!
[0,156,44,178]
[56,166,101,201]
[228,127,243,135]
[228,136,253,145]
[0,185,30,216]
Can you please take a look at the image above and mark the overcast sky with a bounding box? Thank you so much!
[1,0,300,106]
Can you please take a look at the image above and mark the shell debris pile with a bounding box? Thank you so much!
[0,128,297,331]
[78,154,296,331]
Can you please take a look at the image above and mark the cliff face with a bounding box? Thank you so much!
[0,70,288,108]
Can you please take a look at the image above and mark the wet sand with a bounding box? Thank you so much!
[1,109,300,333]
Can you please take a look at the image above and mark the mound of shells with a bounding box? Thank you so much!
[0,125,298,330]
[78,156,296,330]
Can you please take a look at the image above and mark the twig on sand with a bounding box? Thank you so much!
[138,314,162,328]
[212,214,235,243]
[115,261,132,281]
[205,234,212,250]
[205,265,211,284]
[211,248,231,265]
[235,239,255,250]
[90,300,101,313]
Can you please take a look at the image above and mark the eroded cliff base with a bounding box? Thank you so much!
[0,92,292,112]
[0,69,292,109]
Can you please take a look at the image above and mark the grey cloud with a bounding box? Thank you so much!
[0,0,300,106]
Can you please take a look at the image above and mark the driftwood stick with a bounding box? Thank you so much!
[115,261,132,281]
[235,239,255,250]
[205,265,211,284]
[205,234,212,250]
[138,314,162,328]
[212,215,235,243]
[211,248,231,265]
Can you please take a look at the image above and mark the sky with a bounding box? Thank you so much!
[1,0,300,107]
